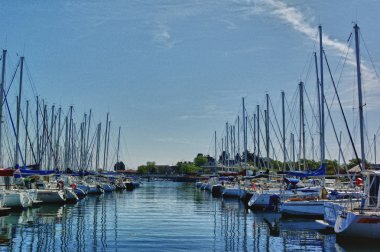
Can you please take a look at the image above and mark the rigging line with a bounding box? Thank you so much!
[248,115,255,148]
[268,95,283,140]
[300,36,318,80]
[85,128,100,168]
[285,92,300,140]
[121,131,133,163]
[206,132,214,156]
[303,87,319,141]
[19,103,37,164]
[37,107,59,166]
[2,60,20,107]
[3,87,26,168]
[268,108,288,161]
[323,49,361,170]
[332,32,353,75]
[375,126,380,137]
[4,126,14,167]
[324,93,351,178]
[267,105,283,153]
[256,109,268,159]
[303,53,314,86]
[24,60,39,98]
[327,37,353,110]
[364,120,373,161]
[269,136,280,170]
[360,30,380,83]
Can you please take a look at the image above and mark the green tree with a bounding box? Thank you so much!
[137,161,157,174]
[194,153,208,167]
[114,161,126,171]
[146,161,157,174]
[177,162,201,175]
[137,165,148,174]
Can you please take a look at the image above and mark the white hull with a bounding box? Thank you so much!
[323,200,361,228]
[1,190,29,208]
[37,189,66,203]
[280,200,326,217]
[248,187,321,209]
[334,210,380,239]
[222,188,246,198]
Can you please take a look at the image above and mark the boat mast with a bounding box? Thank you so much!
[24,100,29,165]
[299,82,306,170]
[354,23,365,171]
[116,126,121,163]
[214,130,217,166]
[237,116,240,163]
[253,113,256,168]
[64,115,68,169]
[36,96,40,167]
[338,131,342,176]
[80,121,84,169]
[242,98,247,166]
[103,112,109,170]
[226,122,229,167]
[313,52,322,163]
[282,91,286,172]
[319,25,326,171]
[86,109,92,168]
[55,107,61,169]
[375,134,377,166]
[106,120,111,170]
[42,104,47,167]
[257,105,260,169]
[221,138,224,165]
[291,132,295,170]
[96,123,101,170]
[48,105,55,169]
[245,114,248,167]
[69,105,73,169]
[0,49,6,167]
[232,125,235,163]
[266,93,270,169]
[14,57,24,167]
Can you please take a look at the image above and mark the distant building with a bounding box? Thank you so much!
[205,156,216,166]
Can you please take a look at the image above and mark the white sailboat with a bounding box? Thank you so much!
[334,23,380,240]
[334,171,380,239]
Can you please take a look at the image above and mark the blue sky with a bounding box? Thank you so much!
[1,0,380,168]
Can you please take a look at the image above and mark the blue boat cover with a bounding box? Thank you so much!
[286,164,325,178]
[14,169,56,178]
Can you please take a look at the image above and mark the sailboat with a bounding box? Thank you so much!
[334,23,380,240]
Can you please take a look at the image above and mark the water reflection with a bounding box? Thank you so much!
[0,182,376,251]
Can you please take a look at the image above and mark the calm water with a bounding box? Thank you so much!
[0,181,377,251]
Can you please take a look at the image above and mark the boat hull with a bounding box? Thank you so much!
[248,188,321,211]
[335,211,380,239]
[211,185,224,198]
[65,188,79,203]
[280,200,325,218]
[1,191,29,208]
[222,188,246,199]
[37,190,66,204]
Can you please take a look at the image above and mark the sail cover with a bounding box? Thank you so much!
[286,164,325,178]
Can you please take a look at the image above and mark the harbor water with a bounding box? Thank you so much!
[0,181,377,251]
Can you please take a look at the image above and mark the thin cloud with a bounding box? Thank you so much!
[153,22,177,49]
[238,0,379,109]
